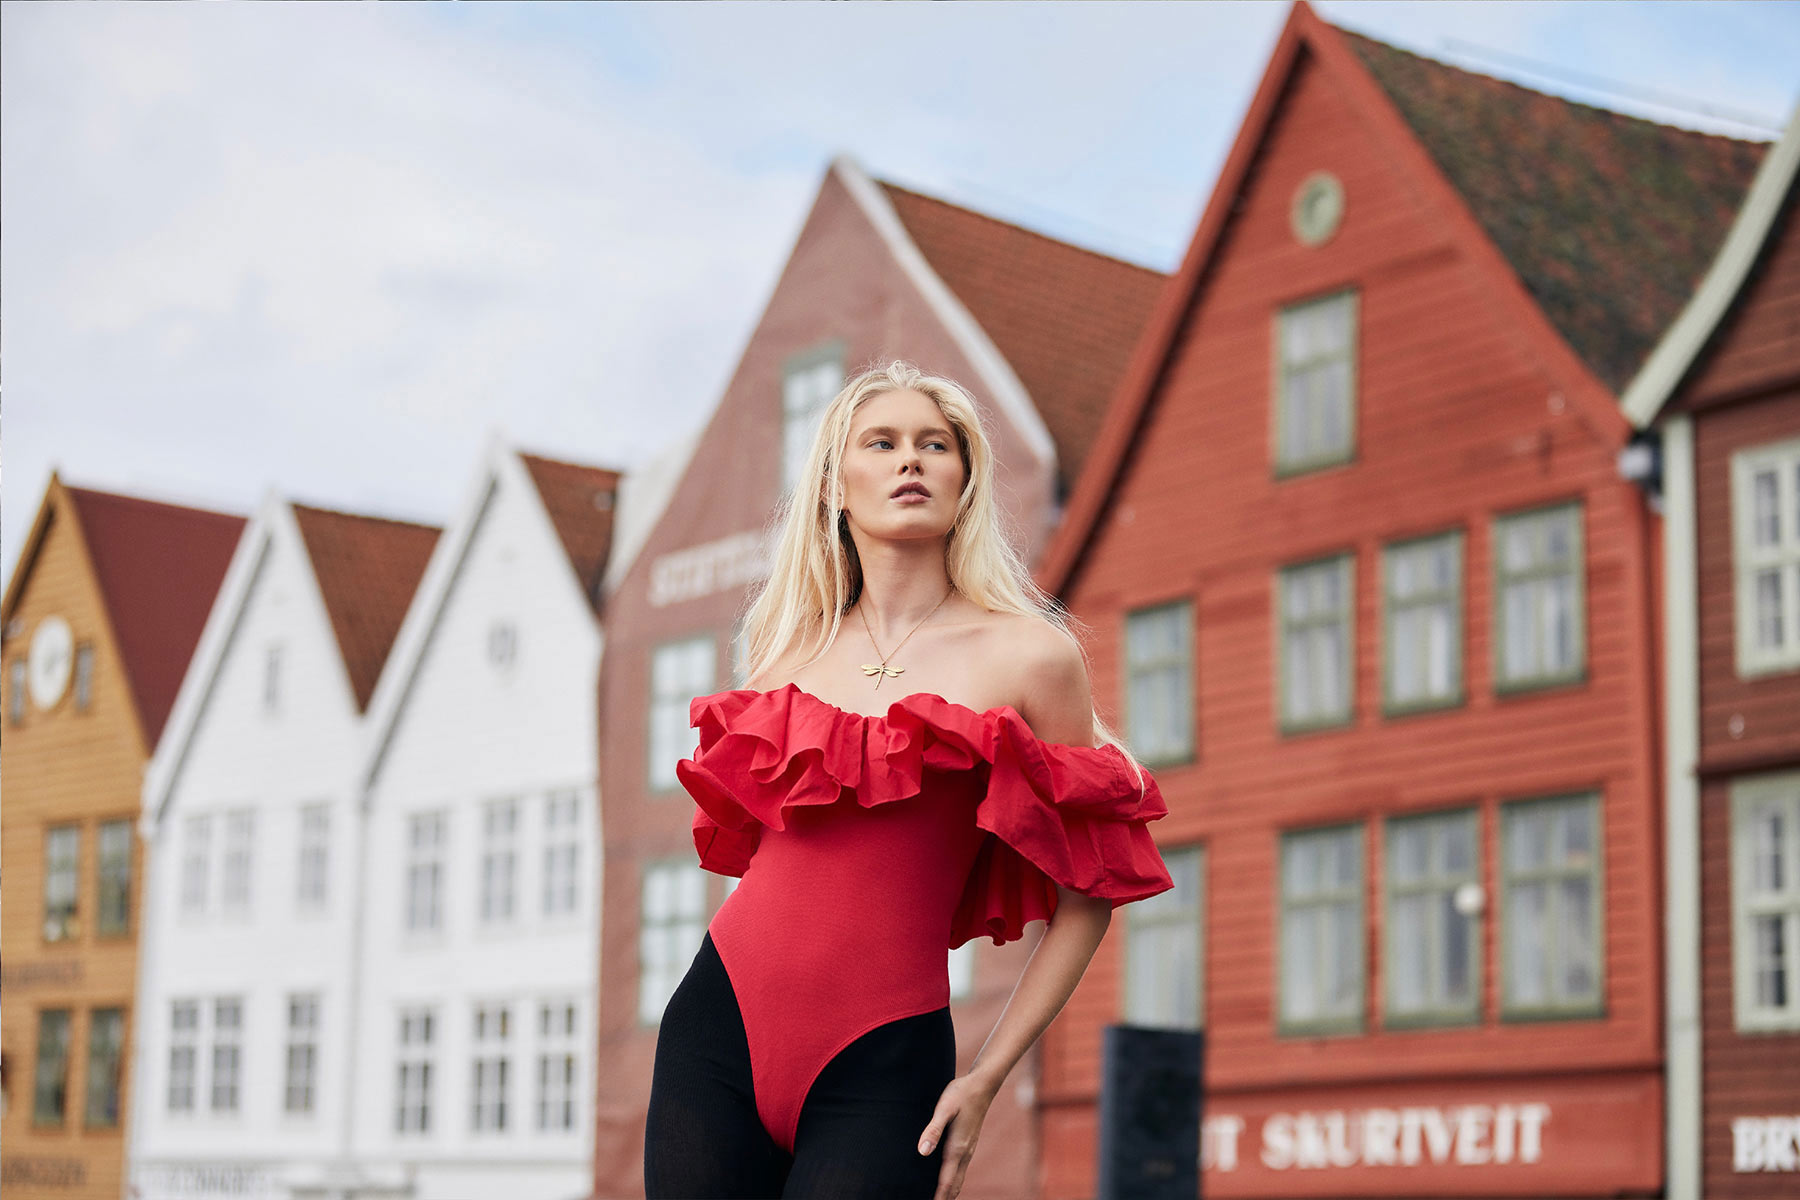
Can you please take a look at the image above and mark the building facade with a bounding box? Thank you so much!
[589,156,1164,1198]
[1623,105,1800,1200]
[1,477,243,1199]
[1035,6,1765,1197]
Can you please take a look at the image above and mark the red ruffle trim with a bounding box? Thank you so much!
[676,684,1175,948]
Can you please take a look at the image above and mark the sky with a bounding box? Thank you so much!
[4,1,1798,595]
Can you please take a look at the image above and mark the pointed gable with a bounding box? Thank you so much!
[880,181,1167,491]
[290,505,440,712]
[1343,31,1767,392]
[519,452,622,613]
[62,486,245,749]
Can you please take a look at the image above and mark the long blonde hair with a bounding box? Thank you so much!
[740,360,1138,764]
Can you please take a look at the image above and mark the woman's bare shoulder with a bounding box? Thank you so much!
[974,611,1093,742]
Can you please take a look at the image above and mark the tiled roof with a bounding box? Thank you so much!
[519,452,621,614]
[64,487,246,750]
[879,181,1168,493]
[290,505,440,712]
[1343,30,1768,391]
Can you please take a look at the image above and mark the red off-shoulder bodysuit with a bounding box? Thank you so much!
[675,683,1174,1154]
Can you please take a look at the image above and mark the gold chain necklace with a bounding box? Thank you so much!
[856,587,953,690]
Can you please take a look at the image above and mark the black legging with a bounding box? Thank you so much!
[645,931,956,1199]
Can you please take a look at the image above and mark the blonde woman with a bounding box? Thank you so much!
[645,362,1174,1200]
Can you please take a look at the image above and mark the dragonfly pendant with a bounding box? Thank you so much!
[862,663,904,689]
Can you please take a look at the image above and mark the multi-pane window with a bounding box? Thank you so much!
[471,1004,512,1133]
[9,658,26,723]
[1124,602,1194,765]
[297,803,330,909]
[395,1008,435,1135]
[221,810,255,912]
[1732,773,1800,1031]
[1274,291,1357,472]
[543,790,580,918]
[1124,845,1205,1031]
[74,642,94,711]
[639,862,707,1024]
[1494,502,1585,690]
[948,943,976,1002]
[1383,532,1463,712]
[649,637,715,792]
[1501,794,1602,1017]
[85,1007,126,1128]
[406,811,447,935]
[210,999,242,1113]
[285,994,320,1115]
[97,819,132,936]
[1385,809,1479,1025]
[1732,438,1800,675]
[167,1001,199,1112]
[1278,555,1354,731]
[1279,824,1363,1033]
[180,815,211,915]
[33,1009,72,1126]
[44,825,80,942]
[480,799,520,925]
[782,346,844,493]
[536,1001,579,1132]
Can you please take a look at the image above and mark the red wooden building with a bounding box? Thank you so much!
[1034,6,1765,1197]
[588,157,1164,1198]
[1624,104,1800,1199]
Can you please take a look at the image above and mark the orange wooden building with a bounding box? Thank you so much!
[1032,6,1766,1197]
[1,476,244,1197]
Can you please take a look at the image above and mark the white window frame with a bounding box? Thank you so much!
[1493,501,1586,692]
[33,1008,72,1127]
[781,342,846,494]
[180,814,211,916]
[470,1003,512,1134]
[1277,554,1355,732]
[395,1007,435,1135]
[649,636,715,793]
[1383,808,1480,1027]
[96,818,132,937]
[1124,600,1195,766]
[1124,844,1205,1031]
[84,1006,126,1129]
[43,824,80,943]
[284,994,320,1116]
[1732,437,1800,676]
[638,860,707,1025]
[1499,793,1604,1019]
[542,790,580,918]
[1732,771,1800,1032]
[221,809,255,914]
[1278,824,1364,1035]
[405,811,448,936]
[210,997,243,1114]
[168,1000,200,1113]
[296,803,330,911]
[1273,290,1357,474]
[1382,531,1464,714]
[480,798,520,926]
[535,1000,580,1132]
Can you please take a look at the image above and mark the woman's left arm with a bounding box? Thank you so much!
[919,626,1114,1200]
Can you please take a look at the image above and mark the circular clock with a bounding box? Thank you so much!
[1291,171,1345,247]
[29,615,74,709]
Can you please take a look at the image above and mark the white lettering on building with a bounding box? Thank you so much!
[1733,1116,1800,1172]
[649,532,769,608]
[1197,1103,1553,1171]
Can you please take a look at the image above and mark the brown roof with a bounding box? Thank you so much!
[519,452,621,614]
[878,181,1168,494]
[1342,30,1768,392]
[64,486,246,750]
[290,505,440,712]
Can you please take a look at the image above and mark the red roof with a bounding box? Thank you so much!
[290,505,440,712]
[63,487,246,750]
[879,181,1168,494]
[519,452,621,614]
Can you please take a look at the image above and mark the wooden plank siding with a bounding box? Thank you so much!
[1041,38,1662,1200]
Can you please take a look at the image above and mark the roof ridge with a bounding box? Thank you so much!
[872,176,1165,277]
[1335,25,1769,149]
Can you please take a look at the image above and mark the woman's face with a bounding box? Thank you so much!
[838,388,967,545]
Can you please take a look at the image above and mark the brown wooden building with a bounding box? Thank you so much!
[1,475,244,1197]
[1033,5,1765,1196]
[1623,103,1800,1200]
[588,156,1165,1198]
